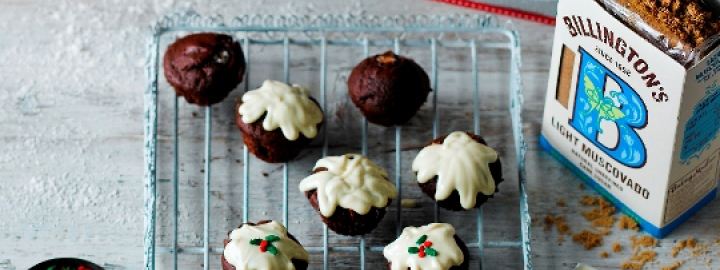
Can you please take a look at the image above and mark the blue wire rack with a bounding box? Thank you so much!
[144,12,532,270]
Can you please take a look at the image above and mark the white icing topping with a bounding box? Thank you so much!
[383,223,464,270]
[412,131,499,209]
[223,221,309,270]
[239,80,323,141]
[298,154,397,217]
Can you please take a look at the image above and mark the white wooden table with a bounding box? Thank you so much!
[0,0,718,269]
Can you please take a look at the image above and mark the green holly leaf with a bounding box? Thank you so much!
[416,235,428,245]
[250,238,262,245]
[425,247,438,256]
[265,234,280,243]
[408,247,419,254]
[267,245,278,255]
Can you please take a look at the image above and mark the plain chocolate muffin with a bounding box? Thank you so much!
[163,33,246,106]
[347,51,431,127]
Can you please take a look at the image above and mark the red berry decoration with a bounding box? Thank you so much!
[407,235,438,258]
[250,234,280,255]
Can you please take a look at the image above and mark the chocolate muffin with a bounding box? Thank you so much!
[163,33,245,106]
[236,80,324,163]
[299,154,397,236]
[412,131,503,211]
[347,51,431,127]
[30,258,103,270]
[222,220,309,270]
[383,223,469,270]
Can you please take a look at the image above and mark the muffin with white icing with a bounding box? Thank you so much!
[299,154,397,235]
[412,131,503,211]
[383,223,469,270]
[236,80,324,163]
[221,220,309,270]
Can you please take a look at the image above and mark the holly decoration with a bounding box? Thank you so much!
[250,234,281,255]
[407,235,438,258]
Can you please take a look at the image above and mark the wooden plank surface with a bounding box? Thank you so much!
[0,0,718,269]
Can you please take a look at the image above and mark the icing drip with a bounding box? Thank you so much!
[412,131,499,209]
[224,221,309,270]
[239,80,323,141]
[298,154,397,217]
[383,223,464,270]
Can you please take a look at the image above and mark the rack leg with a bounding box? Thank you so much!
[395,126,402,236]
[477,207,484,270]
[203,106,212,270]
[430,38,440,223]
[242,36,251,224]
[172,96,180,270]
[319,36,330,270]
[360,236,366,270]
[323,225,329,270]
[283,163,289,228]
[393,39,403,237]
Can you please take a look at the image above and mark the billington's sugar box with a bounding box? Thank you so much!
[541,0,720,237]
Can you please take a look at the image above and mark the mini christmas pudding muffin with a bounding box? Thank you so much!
[412,131,503,211]
[236,80,324,163]
[347,51,431,127]
[221,220,309,270]
[299,154,397,235]
[383,223,469,270]
[163,33,246,106]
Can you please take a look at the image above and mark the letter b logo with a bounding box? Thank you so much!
[570,48,648,168]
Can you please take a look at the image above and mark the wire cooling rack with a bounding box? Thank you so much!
[144,12,531,270]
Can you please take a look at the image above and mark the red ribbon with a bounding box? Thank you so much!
[432,0,556,26]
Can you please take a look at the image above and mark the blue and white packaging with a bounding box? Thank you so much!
[540,0,720,237]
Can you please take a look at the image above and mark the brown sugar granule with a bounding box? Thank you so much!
[617,0,720,48]
[618,215,639,231]
[612,242,623,253]
[555,216,571,235]
[545,214,572,245]
[660,260,684,270]
[671,237,698,257]
[600,251,610,258]
[620,262,643,270]
[573,230,603,250]
[580,196,617,229]
[556,199,566,207]
[621,250,657,270]
[544,214,572,234]
[630,235,657,249]
[590,215,615,229]
[580,195,600,206]
[544,214,555,231]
